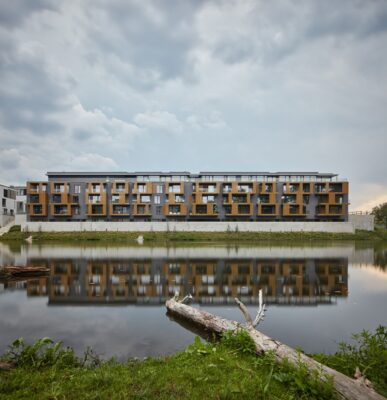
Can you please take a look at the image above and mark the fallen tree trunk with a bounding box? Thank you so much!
[166,299,386,400]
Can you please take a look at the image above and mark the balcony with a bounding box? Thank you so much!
[191,203,218,216]
[194,183,219,194]
[257,204,277,216]
[90,205,104,215]
[315,184,328,193]
[168,184,183,194]
[111,205,130,215]
[133,204,151,216]
[53,205,70,216]
[237,184,253,193]
[225,203,252,216]
[283,204,306,216]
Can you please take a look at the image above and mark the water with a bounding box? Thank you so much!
[0,242,386,360]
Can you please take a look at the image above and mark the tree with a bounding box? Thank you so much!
[371,202,387,228]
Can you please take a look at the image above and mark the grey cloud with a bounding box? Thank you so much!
[209,0,387,66]
[84,0,204,87]
[0,0,57,28]
[0,37,70,134]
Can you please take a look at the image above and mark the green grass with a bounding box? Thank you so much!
[0,332,335,400]
[312,325,387,397]
[1,225,387,243]
[2,327,386,399]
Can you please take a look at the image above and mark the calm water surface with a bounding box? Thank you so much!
[0,242,386,360]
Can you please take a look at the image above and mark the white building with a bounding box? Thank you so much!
[12,186,27,214]
[0,184,16,227]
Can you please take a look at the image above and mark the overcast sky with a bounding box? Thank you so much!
[0,0,386,210]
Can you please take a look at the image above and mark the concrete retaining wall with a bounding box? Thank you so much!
[348,214,374,231]
[21,220,355,233]
[0,215,14,228]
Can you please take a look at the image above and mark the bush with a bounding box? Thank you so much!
[313,325,387,397]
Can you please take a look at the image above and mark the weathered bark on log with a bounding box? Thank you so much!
[166,299,386,400]
[0,361,16,371]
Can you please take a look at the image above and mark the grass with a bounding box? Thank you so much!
[0,331,335,400]
[312,325,387,397]
[1,225,387,243]
[1,327,386,399]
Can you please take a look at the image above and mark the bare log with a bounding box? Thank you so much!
[0,361,16,371]
[166,299,386,400]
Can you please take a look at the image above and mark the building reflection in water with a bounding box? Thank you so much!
[18,257,349,306]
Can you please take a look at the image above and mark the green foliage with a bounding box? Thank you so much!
[372,203,387,227]
[8,225,21,232]
[0,334,336,399]
[313,325,387,397]
[1,337,102,370]
[221,328,256,355]
[2,337,79,369]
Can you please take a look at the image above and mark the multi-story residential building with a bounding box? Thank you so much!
[26,171,349,222]
[0,184,16,227]
[11,186,27,214]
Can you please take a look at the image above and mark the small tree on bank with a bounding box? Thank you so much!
[371,202,387,228]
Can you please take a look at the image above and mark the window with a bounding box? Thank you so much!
[203,195,215,203]
[238,204,250,214]
[91,205,103,214]
[169,184,181,193]
[2,199,6,207]
[156,206,162,215]
[154,195,161,204]
[111,194,120,203]
[140,195,151,203]
[52,194,61,203]
[261,205,275,215]
[156,185,163,194]
[74,185,81,194]
[257,195,269,204]
[54,205,68,215]
[89,195,101,203]
[196,205,207,214]
[112,205,129,214]
[116,183,125,192]
[29,195,39,204]
[169,205,181,215]
[33,205,42,214]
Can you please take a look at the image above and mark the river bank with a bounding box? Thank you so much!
[1,327,385,400]
[1,225,387,243]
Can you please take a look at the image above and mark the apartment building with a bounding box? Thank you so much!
[26,171,349,222]
[0,183,16,227]
[12,186,27,214]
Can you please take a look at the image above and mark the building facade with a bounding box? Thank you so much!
[26,172,349,222]
[0,184,16,227]
[12,186,27,214]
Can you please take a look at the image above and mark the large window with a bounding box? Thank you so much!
[140,195,151,203]
[156,185,163,194]
[169,205,181,215]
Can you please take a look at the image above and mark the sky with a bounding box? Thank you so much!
[0,0,386,211]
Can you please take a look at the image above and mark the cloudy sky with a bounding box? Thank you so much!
[0,0,386,210]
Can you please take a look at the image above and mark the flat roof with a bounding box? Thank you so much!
[47,171,338,177]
